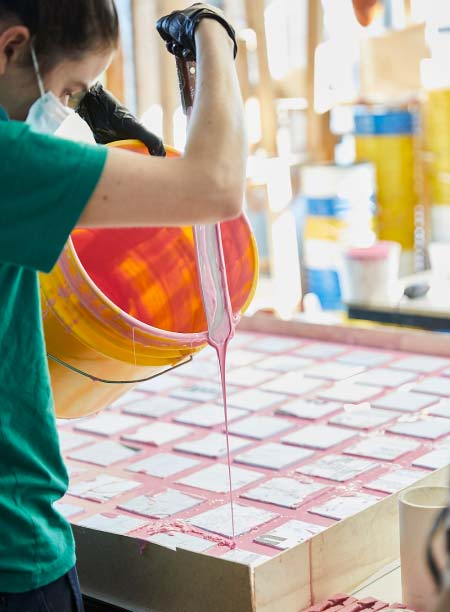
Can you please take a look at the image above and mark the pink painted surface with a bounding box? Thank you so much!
[58,329,450,561]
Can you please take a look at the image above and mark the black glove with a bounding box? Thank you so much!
[156,2,237,62]
[76,83,166,157]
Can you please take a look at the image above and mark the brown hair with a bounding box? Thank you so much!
[0,0,119,70]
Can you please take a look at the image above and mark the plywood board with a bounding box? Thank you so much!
[63,319,450,611]
[75,527,254,612]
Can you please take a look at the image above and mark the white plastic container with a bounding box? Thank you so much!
[300,162,376,310]
[340,241,401,304]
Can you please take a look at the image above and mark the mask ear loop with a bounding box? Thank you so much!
[30,44,45,97]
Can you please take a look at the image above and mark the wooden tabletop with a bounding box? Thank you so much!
[352,561,402,601]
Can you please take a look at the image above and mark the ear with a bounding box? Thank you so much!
[0,25,30,75]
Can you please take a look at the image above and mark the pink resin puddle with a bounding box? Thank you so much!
[129,519,234,550]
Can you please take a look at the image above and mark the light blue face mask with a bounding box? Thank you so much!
[25,45,71,134]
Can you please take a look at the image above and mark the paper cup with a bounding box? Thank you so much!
[399,486,449,611]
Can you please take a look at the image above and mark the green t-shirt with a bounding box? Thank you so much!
[0,109,107,592]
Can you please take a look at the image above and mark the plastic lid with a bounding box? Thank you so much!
[354,108,415,135]
[346,241,395,261]
[305,196,351,217]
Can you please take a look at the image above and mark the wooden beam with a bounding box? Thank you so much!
[235,37,252,102]
[244,0,278,155]
[306,0,335,162]
[132,0,161,117]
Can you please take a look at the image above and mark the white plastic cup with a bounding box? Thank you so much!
[340,241,401,304]
[399,486,449,611]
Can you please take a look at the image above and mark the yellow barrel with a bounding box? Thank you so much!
[355,108,417,273]
[422,88,450,241]
[41,141,258,418]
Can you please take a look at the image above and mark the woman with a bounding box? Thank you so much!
[0,1,244,610]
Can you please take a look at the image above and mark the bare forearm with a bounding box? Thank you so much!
[184,21,247,204]
[80,21,246,228]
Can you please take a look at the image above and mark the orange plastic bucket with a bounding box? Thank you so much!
[41,141,258,418]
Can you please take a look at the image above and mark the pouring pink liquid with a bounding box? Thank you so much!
[176,59,239,547]
[194,224,237,547]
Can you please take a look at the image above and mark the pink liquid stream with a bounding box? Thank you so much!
[193,224,237,548]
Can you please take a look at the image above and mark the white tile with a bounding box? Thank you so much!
[353,368,417,388]
[295,343,347,360]
[254,519,325,550]
[174,404,247,428]
[428,401,450,418]
[122,422,192,446]
[413,449,450,470]
[329,408,398,430]
[282,425,356,450]
[365,468,429,494]
[230,332,259,348]
[277,398,341,420]
[118,489,204,518]
[262,373,325,396]
[123,396,190,418]
[75,413,145,436]
[318,383,382,404]
[77,513,147,535]
[297,454,378,482]
[146,532,214,553]
[68,474,141,503]
[126,453,200,478]
[372,391,438,413]
[388,417,450,440]
[174,433,251,458]
[58,430,94,452]
[250,335,304,353]
[137,374,180,393]
[189,503,278,538]
[109,390,147,409]
[241,478,327,509]
[390,355,449,374]
[226,349,263,368]
[228,415,294,440]
[344,435,420,461]
[305,362,365,382]
[221,549,270,566]
[234,443,313,470]
[255,355,314,373]
[226,367,276,387]
[53,501,85,519]
[170,383,221,403]
[337,350,394,367]
[177,463,263,493]
[172,358,219,380]
[65,464,87,479]
[413,377,450,398]
[308,493,381,520]
[68,440,140,467]
[227,389,288,411]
